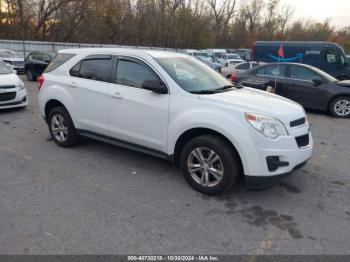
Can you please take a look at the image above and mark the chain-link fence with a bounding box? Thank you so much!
[0,39,180,58]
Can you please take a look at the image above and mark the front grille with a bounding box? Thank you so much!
[0,92,16,102]
[290,117,306,127]
[295,134,309,148]
[0,85,16,89]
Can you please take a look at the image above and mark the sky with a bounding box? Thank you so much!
[280,0,350,28]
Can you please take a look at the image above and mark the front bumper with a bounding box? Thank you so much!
[0,89,28,109]
[235,125,313,190]
[245,160,309,190]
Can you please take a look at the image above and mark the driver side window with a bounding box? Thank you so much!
[326,50,338,64]
[116,59,159,89]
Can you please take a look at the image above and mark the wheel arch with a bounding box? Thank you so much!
[328,94,350,111]
[44,99,68,120]
[172,127,244,173]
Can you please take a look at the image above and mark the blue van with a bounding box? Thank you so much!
[253,41,350,80]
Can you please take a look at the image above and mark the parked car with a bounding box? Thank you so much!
[236,49,252,61]
[237,62,350,118]
[253,41,350,80]
[207,49,227,62]
[195,56,221,72]
[221,61,265,81]
[39,48,312,195]
[0,49,25,74]
[182,49,198,56]
[25,51,56,81]
[196,50,212,61]
[0,60,28,109]
[218,53,244,67]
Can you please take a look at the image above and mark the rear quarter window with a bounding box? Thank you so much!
[45,53,75,73]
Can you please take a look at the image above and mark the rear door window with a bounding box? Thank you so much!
[256,65,286,77]
[236,63,250,70]
[70,55,114,83]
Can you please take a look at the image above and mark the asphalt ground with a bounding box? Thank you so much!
[0,77,349,255]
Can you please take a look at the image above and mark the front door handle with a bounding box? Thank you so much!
[68,82,77,88]
[111,92,123,100]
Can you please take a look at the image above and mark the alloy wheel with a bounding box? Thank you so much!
[187,147,224,187]
[334,99,350,117]
[51,114,68,142]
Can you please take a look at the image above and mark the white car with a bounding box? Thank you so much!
[221,61,265,81]
[0,60,28,109]
[219,53,245,67]
[38,48,313,195]
[0,49,25,74]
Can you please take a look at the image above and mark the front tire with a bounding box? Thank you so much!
[48,106,79,147]
[180,135,240,195]
[329,96,350,118]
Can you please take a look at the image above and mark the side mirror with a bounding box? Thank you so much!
[312,77,323,86]
[12,69,17,74]
[142,80,167,94]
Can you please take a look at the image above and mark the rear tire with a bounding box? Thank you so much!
[47,106,79,147]
[329,96,350,118]
[180,135,240,195]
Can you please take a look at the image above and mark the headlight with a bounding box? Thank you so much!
[17,83,25,91]
[245,113,288,139]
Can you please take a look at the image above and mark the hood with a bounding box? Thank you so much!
[335,80,350,88]
[0,73,22,86]
[198,87,305,124]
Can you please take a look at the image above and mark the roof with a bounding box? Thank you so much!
[58,48,188,59]
[255,41,342,48]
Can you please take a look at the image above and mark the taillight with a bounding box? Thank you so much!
[37,75,44,90]
[230,73,237,82]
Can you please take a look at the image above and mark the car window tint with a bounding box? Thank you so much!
[45,53,75,73]
[264,65,286,77]
[290,66,319,81]
[326,50,337,64]
[42,54,52,62]
[256,67,265,75]
[116,60,159,88]
[70,62,81,77]
[0,60,12,74]
[236,63,250,70]
[79,58,113,82]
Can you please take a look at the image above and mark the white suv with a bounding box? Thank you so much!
[38,48,313,195]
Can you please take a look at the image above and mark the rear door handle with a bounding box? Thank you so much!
[111,92,123,100]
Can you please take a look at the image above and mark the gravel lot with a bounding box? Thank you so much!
[0,77,349,255]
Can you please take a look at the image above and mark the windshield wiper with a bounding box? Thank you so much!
[190,90,216,94]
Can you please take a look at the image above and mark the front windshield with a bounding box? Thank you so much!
[156,56,235,93]
[0,60,12,74]
[227,54,241,59]
[0,50,20,58]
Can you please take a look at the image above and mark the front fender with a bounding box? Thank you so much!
[168,108,253,155]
